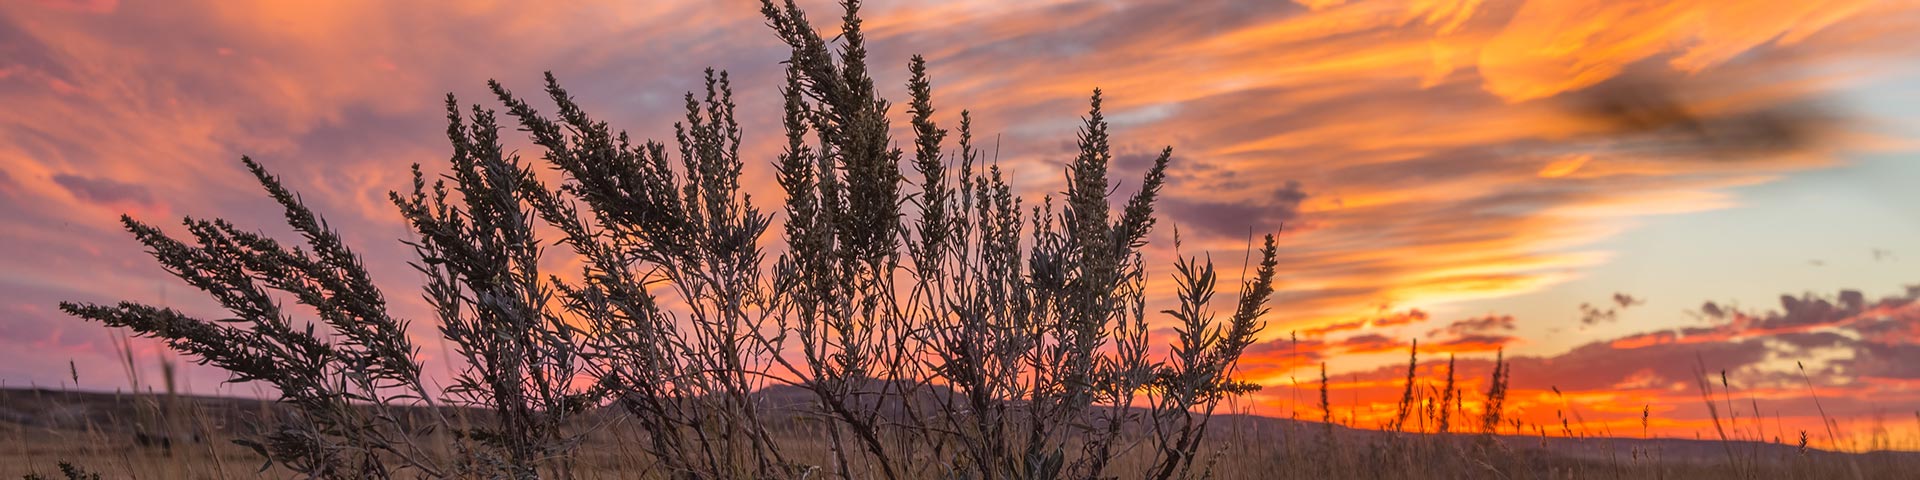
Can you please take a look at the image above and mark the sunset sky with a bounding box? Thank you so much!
[4,0,1920,446]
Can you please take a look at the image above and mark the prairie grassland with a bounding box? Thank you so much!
[6,386,1917,479]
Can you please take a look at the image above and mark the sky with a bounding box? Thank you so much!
[3,0,1919,447]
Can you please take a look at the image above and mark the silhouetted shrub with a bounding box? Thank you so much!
[61,1,1280,479]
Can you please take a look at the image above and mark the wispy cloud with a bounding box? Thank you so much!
[0,0,1915,433]
[1247,285,1920,444]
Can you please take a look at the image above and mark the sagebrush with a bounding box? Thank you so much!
[59,2,1282,479]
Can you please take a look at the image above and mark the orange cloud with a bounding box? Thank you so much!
[1478,0,1882,101]
[1242,286,1920,447]
[0,0,1916,431]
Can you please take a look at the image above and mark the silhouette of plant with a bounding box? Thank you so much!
[60,1,1283,478]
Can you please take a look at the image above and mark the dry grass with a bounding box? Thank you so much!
[6,385,1918,479]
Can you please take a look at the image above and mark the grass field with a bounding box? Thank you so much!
[6,387,1917,479]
